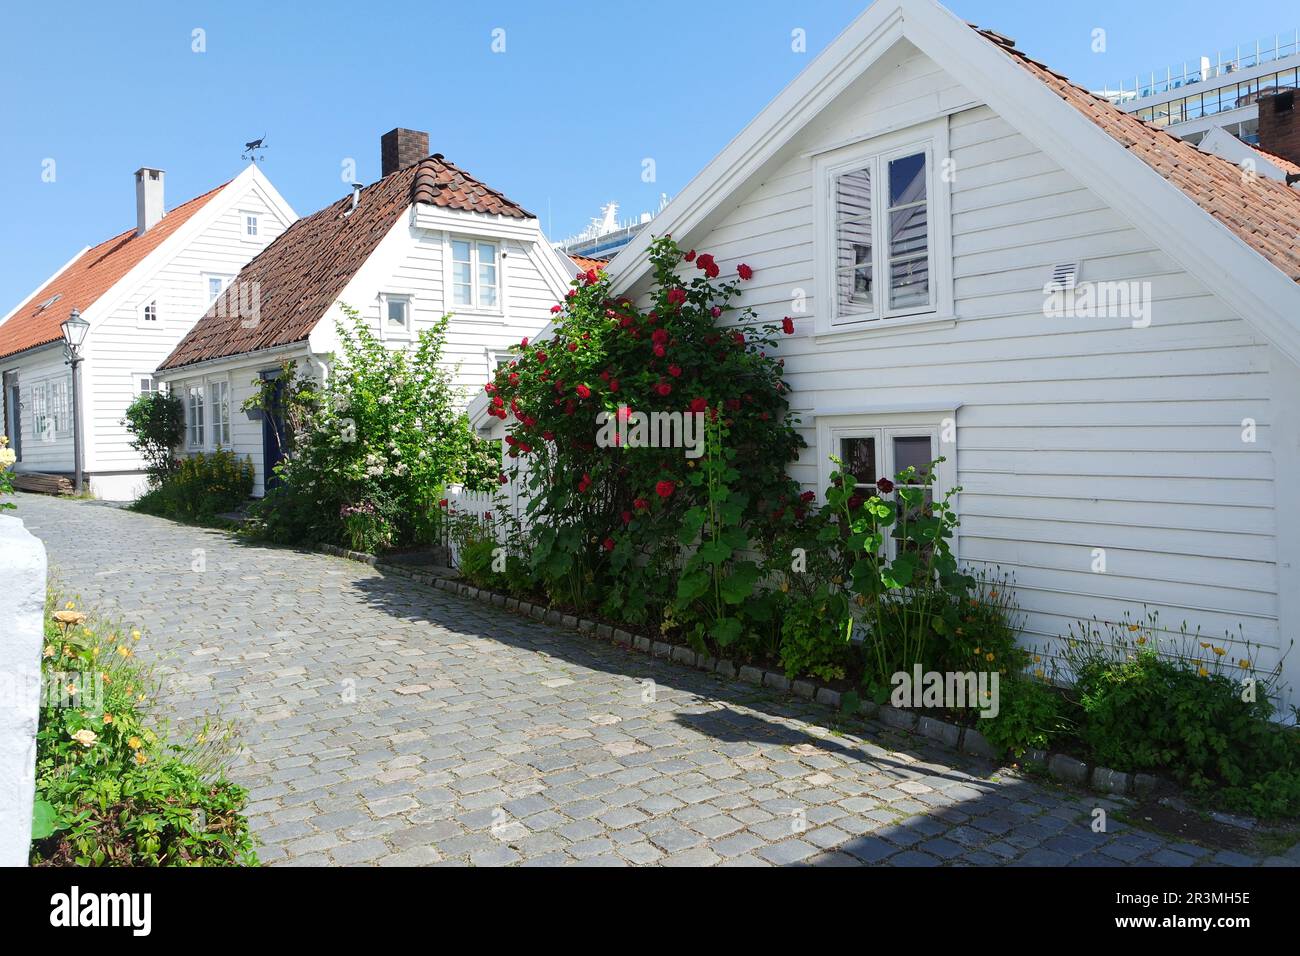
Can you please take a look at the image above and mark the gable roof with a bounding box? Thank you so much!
[159,155,532,372]
[605,0,1300,367]
[978,29,1300,283]
[0,183,227,361]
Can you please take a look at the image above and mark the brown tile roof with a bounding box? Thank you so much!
[974,27,1300,283]
[568,254,610,274]
[160,155,532,372]
[0,184,227,361]
[1251,143,1300,179]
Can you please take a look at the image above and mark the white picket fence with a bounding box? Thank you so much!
[443,484,513,567]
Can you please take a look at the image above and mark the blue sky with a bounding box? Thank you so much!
[0,0,1293,308]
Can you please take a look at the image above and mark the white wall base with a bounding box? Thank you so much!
[89,472,150,502]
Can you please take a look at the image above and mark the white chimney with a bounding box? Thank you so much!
[134,167,165,235]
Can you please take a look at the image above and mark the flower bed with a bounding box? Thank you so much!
[30,594,257,866]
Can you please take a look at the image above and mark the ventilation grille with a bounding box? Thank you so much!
[1048,261,1079,290]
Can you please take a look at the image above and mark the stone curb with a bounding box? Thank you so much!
[315,545,1244,821]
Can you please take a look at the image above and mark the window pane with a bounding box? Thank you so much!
[889,257,929,308]
[888,153,926,205]
[477,242,496,265]
[387,298,407,328]
[478,283,498,309]
[452,261,472,285]
[453,284,472,306]
[889,205,928,259]
[835,167,872,222]
[841,436,877,488]
[452,240,472,263]
[892,435,933,482]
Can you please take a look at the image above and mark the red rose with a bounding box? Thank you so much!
[876,477,895,494]
[537,351,548,364]
[484,383,496,394]
[602,537,615,551]
[585,269,599,285]
[520,337,529,347]
[655,480,675,498]
[800,490,815,503]
[655,382,672,396]
[576,384,591,399]
[438,498,448,508]
[498,474,509,485]
[684,249,697,262]
[848,495,862,510]
[568,342,578,352]
[689,397,707,414]
[550,304,563,314]
[711,307,722,319]
[542,430,555,441]
[634,498,649,510]
[667,288,687,307]
[667,365,682,378]
[737,263,753,280]
[653,344,666,358]
[696,253,719,278]
[782,316,794,335]
[652,328,669,345]
[621,511,632,525]
[733,332,745,346]
[609,380,620,393]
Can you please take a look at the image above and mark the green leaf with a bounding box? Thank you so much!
[31,799,61,840]
[719,562,760,604]
[710,618,744,647]
[675,571,711,606]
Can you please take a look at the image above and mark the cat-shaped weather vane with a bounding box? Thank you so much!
[241,134,269,163]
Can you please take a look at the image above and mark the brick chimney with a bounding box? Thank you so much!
[381,128,430,176]
[1257,89,1300,169]
[134,167,164,235]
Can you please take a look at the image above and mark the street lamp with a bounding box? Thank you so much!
[60,308,89,494]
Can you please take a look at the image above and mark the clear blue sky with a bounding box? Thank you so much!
[0,0,1293,309]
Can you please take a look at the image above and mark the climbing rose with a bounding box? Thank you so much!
[666,288,686,307]
[634,497,649,510]
[520,337,529,347]
[696,253,719,278]
[576,384,592,399]
[602,537,615,551]
[684,249,696,261]
[655,480,675,498]
[550,304,563,313]
[689,397,707,414]
[667,365,682,378]
[737,263,753,280]
[782,316,794,334]
[498,473,508,485]
[484,383,496,394]
[655,382,672,396]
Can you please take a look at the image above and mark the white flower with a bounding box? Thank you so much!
[378,394,393,405]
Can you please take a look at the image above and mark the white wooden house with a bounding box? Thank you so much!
[470,0,1300,710]
[0,164,296,500]
[155,129,577,497]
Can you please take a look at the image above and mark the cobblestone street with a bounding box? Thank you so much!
[15,493,1295,867]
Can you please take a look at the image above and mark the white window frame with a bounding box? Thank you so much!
[379,292,413,341]
[137,297,161,329]
[446,236,502,314]
[814,408,959,561]
[240,211,261,242]
[812,117,953,336]
[186,384,205,450]
[203,272,234,304]
[28,374,73,442]
[132,372,158,397]
[207,378,231,448]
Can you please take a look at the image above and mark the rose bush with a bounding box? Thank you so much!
[484,236,805,653]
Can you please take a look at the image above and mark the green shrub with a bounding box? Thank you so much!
[979,674,1070,757]
[779,592,852,682]
[121,391,185,487]
[245,308,494,551]
[1074,650,1300,816]
[132,448,253,523]
[31,596,256,866]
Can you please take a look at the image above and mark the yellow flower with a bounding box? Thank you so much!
[64,601,75,610]
[127,736,142,750]
[1239,659,1251,669]
[1198,666,1209,677]
[70,728,97,747]
[974,647,981,655]
[43,645,54,659]
[117,645,132,658]
[1033,655,1041,663]
[1200,642,1211,650]
[131,629,141,641]
[985,652,995,662]
[102,713,113,725]
[64,683,78,697]
[91,646,100,657]
[1127,624,1140,632]
[1136,636,1146,646]
[134,752,148,765]
[1213,647,1225,656]
[1035,668,1045,679]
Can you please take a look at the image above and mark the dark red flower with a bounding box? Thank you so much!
[655,480,675,498]
[800,490,816,503]
[689,397,707,414]
[652,328,669,345]
[653,344,666,358]
[621,511,632,525]
[602,537,615,551]
[576,384,592,399]
[848,495,862,510]
[438,498,449,508]
[520,337,529,347]
[737,263,753,280]
[666,288,687,307]
[782,316,795,335]
[484,383,496,394]
[550,304,563,314]
[696,253,719,278]
[876,477,895,494]
[655,382,672,396]
[634,497,649,511]
[733,331,745,345]
[711,307,722,319]
[498,474,509,485]
[684,249,697,261]
[667,364,682,378]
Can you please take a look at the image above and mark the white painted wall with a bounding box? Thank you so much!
[0,514,47,867]
[608,41,1298,709]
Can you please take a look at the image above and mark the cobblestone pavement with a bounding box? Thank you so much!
[15,493,1297,867]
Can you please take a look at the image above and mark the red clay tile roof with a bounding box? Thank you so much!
[1251,143,1300,179]
[160,155,532,371]
[0,184,227,361]
[975,27,1300,283]
[568,254,610,273]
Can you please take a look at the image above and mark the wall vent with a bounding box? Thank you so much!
[1048,261,1079,290]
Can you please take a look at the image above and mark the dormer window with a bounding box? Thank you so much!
[450,238,499,311]
[814,117,952,333]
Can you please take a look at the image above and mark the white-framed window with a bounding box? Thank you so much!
[138,298,160,328]
[380,293,412,337]
[29,375,73,442]
[207,380,231,447]
[204,273,234,304]
[450,237,499,311]
[242,212,260,239]
[133,373,158,397]
[815,408,959,560]
[813,118,952,333]
[186,385,205,449]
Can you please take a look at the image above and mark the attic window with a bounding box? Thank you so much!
[242,212,260,239]
[138,299,160,328]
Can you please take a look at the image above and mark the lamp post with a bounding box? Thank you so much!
[60,308,89,494]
